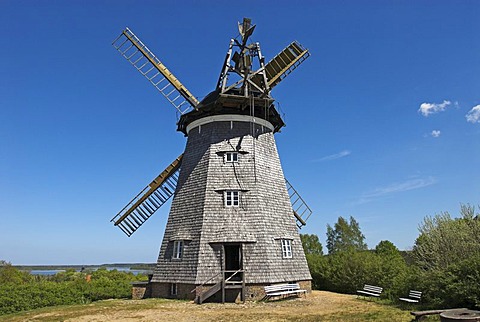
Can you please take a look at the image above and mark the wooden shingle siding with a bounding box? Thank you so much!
[151,119,311,287]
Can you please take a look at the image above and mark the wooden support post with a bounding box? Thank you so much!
[222,274,225,304]
[222,245,225,304]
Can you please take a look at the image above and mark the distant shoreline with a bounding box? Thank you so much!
[13,263,157,271]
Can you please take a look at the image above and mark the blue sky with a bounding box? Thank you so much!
[1,1,479,265]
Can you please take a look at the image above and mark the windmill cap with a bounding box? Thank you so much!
[176,90,285,135]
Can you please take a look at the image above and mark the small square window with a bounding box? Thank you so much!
[281,239,293,258]
[170,283,177,295]
[225,190,240,207]
[225,152,239,163]
[173,240,183,259]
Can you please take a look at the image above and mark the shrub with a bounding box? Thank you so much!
[0,265,148,315]
[306,240,409,300]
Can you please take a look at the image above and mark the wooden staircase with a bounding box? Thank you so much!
[195,281,222,304]
[194,269,245,304]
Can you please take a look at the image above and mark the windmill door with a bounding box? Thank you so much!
[223,244,242,281]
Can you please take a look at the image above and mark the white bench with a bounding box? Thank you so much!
[264,283,306,300]
[400,290,422,303]
[356,284,383,298]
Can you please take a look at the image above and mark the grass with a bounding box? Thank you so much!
[0,291,439,322]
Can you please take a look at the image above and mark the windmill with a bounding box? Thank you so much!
[110,18,313,303]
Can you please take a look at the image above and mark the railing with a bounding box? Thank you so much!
[191,268,245,293]
[192,269,246,304]
[191,271,222,294]
[224,269,244,283]
[223,269,246,302]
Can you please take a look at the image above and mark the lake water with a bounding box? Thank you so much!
[29,267,152,276]
[30,270,66,276]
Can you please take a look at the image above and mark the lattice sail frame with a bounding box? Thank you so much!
[286,179,313,228]
[112,28,199,115]
[111,155,182,237]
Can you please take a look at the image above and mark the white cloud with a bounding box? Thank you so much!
[314,150,351,162]
[431,130,441,138]
[466,105,480,123]
[418,100,451,117]
[358,176,437,204]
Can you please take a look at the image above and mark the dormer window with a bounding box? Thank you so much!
[173,240,184,259]
[225,190,240,207]
[225,152,238,163]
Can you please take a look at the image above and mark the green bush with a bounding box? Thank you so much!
[306,207,480,309]
[415,255,480,309]
[305,240,410,300]
[410,205,480,309]
[0,265,148,315]
[305,253,327,290]
[0,263,33,284]
[0,282,86,315]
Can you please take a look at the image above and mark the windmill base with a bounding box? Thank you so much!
[132,280,312,302]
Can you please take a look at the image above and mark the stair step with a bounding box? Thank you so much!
[198,281,222,304]
[225,285,243,289]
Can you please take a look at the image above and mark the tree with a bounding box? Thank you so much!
[300,234,324,289]
[374,240,409,299]
[412,204,480,271]
[326,216,367,254]
[375,240,398,256]
[411,204,480,309]
[319,249,382,294]
[300,234,323,255]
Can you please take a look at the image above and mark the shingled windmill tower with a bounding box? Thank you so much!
[111,18,313,303]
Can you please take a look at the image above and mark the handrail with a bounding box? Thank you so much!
[224,269,244,283]
[191,268,245,294]
[191,271,222,293]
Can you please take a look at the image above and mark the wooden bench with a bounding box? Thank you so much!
[399,290,422,303]
[264,283,306,300]
[411,308,467,321]
[356,284,383,299]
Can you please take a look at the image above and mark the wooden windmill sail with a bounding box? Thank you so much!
[110,18,313,302]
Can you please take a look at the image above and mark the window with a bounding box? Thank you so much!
[173,240,183,259]
[225,152,239,163]
[225,190,240,207]
[170,283,177,296]
[281,239,293,258]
